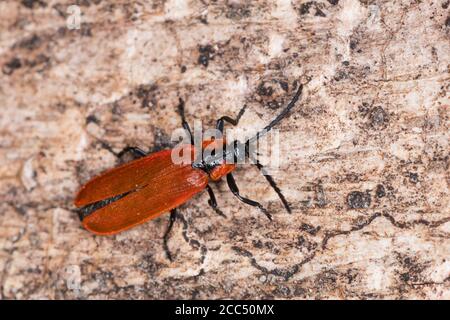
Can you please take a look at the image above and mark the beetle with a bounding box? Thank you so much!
[75,82,304,260]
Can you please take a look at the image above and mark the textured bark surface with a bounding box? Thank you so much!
[0,0,449,299]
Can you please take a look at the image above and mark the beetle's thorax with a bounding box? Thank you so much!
[192,140,246,180]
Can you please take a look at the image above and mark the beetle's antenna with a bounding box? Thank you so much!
[247,82,304,145]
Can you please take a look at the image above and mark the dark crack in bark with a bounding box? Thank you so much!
[232,246,316,281]
[322,212,450,250]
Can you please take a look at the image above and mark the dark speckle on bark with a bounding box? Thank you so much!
[257,83,274,96]
[347,191,371,209]
[225,2,251,20]
[279,81,289,92]
[17,34,42,51]
[408,172,419,184]
[198,44,215,67]
[334,70,348,81]
[300,223,321,236]
[315,8,326,17]
[376,184,386,198]
[299,2,314,15]
[85,115,100,125]
[369,106,389,129]
[21,0,47,9]
[136,84,158,109]
[2,58,22,75]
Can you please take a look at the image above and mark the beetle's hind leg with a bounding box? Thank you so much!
[226,173,272,221]
[254,161,292,214]
[206,185,226,218]
[163,209,178,262]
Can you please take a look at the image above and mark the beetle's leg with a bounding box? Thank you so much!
[117,146,147,159]
[226,173,272,221]
[253,161,291,214]
[177,98,194,145]
[163,209,177,262]
[216,105,247,133]
[206,185,226,218]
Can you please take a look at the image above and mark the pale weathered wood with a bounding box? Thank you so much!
[0,0,448,299]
